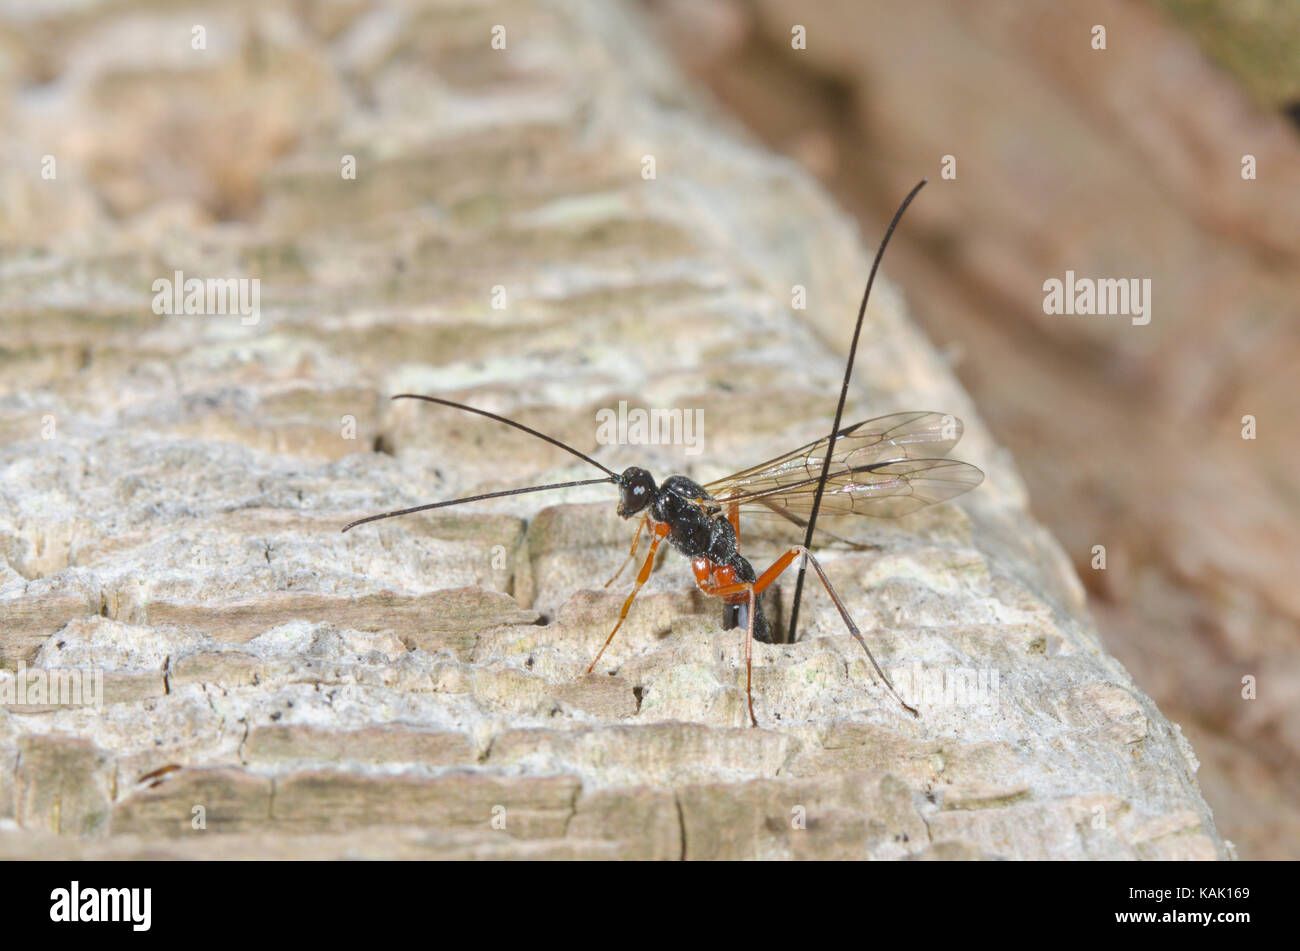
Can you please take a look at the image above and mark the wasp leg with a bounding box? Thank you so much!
[706,546,918,718]
[721,503,776,643]
[695,579,761,727]
[585,526,667,675]
[603,514,648,588]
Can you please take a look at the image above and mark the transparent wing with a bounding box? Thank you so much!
[723,458,985,521]
[705,411,965,494]
[704,411,978,519]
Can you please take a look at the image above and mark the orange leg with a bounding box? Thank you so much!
[586,524,668,675]
[692,573,758,726]
[603,514,648,588]
[701,545,918,719]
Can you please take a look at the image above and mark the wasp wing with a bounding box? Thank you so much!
[700,413,981,550]
[705,411,966,494]
[718,458,984,523]
[704,411,979,518]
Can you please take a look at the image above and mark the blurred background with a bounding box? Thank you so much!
[1,0,1295,857]
[640,0,1300,858]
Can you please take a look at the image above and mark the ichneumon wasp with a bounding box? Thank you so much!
[343,179,983,726]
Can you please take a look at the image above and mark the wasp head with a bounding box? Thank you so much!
[617,467,656,518]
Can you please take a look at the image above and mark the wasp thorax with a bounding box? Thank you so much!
[617,467,656,517]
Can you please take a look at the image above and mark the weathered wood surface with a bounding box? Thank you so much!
[0,0,1226,858]
[645,0,1300,859]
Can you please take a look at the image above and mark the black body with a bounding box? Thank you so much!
[619,469,773,642]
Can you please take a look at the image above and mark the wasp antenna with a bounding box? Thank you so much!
[341,476,618,533]
[787,178,928,643]
[390,394,619,479]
